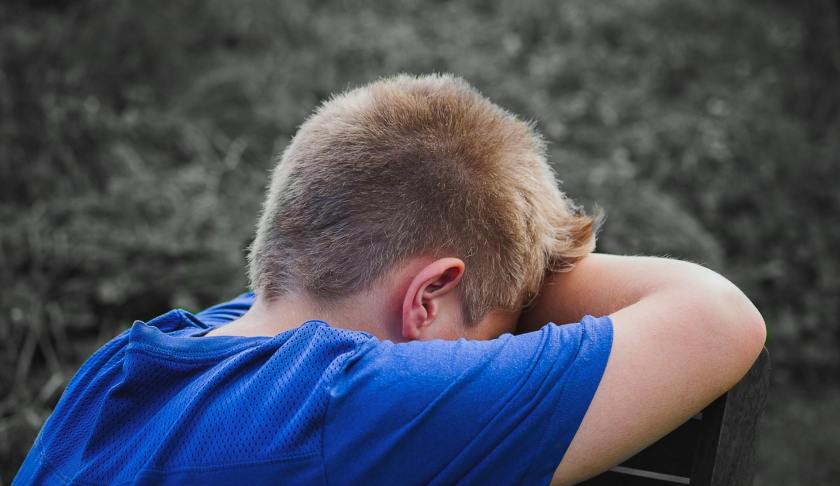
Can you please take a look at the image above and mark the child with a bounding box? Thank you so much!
[15,74,765,485]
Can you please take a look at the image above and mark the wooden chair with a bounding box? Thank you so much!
[581,348,770,486]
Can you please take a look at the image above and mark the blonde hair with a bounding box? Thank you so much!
[248,73,598,323]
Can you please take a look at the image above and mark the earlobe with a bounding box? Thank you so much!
[401,257,465,341]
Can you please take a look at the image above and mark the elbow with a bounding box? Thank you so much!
[738,290,767,362]
[678,279,766,394]
[716,283,767,372]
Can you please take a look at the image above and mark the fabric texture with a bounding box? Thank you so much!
[15,292,612,485]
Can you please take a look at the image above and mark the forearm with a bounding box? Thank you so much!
[518,253,759,333]
[530,253,765,484]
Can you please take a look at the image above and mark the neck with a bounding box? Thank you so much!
[205,291,403,341]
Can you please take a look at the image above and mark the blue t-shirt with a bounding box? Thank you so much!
[15,292,612,485]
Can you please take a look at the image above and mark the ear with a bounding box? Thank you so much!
[401,257,465,340]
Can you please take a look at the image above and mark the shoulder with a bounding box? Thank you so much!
[333,316,612,396]
[321,317,613,484]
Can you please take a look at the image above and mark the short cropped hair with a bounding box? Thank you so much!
[248,73,598,323]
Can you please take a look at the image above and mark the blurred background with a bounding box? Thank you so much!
[1,0,838,483]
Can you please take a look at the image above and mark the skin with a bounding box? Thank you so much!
[206,256,520,342]
[521,254,766,485]
[207,253,767,485]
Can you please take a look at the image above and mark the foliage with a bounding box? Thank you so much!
[1,0,838,482]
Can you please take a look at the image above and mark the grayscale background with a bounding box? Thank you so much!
[1,0,838,483]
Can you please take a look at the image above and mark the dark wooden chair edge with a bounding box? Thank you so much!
[691,347,770,486]
[582,348,771,486]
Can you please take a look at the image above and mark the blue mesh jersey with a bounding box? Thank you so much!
[15,292,613,485]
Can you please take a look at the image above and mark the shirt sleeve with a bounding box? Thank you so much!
[194,292,255,327]
[322,315,613,486]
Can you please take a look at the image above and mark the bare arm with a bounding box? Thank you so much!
[519,254,766,485]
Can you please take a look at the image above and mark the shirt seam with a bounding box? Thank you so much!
[520,321,588,482]
[37,443,322,485]
[134,452,320,475]
[430,329,553,485]
[35,448,83,485]
[523,315,614,482]
[125,342,266,363]
[320,338,379,486]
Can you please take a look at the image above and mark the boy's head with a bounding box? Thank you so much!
[248,73,597,339]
